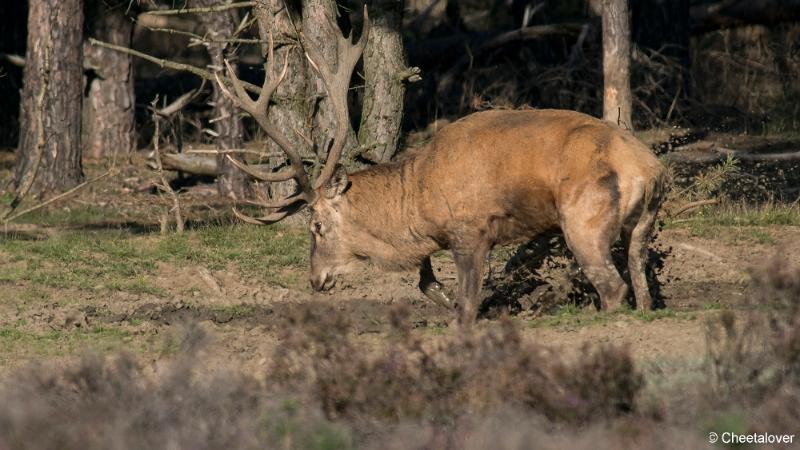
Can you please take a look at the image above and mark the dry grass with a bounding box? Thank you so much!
[271,304,642,425]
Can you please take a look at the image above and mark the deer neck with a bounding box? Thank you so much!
[343,160,439,270]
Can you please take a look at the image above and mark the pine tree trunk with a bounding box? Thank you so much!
[196,0,249,200]
[601,0,633,130]
[15,0,85,195]
[358,0,408,163]
[83,0,135,161]
[252,1,310,198]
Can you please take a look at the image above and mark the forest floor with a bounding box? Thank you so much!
[1,145,799,448]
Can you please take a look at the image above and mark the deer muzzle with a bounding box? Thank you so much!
[310,271,336,291]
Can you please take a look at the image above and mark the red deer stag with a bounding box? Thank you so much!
[216,8,667,323]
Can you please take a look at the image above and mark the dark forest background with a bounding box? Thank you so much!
[2,1,798,149]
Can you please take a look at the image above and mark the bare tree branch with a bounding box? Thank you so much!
[141,1,256,16]
[0,53,25,67]
[154,80,207,117]
[151,98,184,234]
[88,38,262,95]
[147,26,263,46]
[2,171,116,224]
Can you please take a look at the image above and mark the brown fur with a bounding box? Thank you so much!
[309,109,666,322]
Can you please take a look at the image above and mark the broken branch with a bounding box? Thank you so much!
[89,38,261,95]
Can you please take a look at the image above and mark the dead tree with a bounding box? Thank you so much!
[15,0,85,194]
[196,0,249,199]
[358,0,409,163]
[83,0,136,160]
[601,0,633,130]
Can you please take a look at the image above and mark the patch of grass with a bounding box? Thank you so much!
[528,305,615,329]
[705,410,749,443]
[106,276,164,296]
[0,191,13,206]
[264,402,354,450]
[529,306,689,329]
[17,286,51,303]
[0,328,24,341]
[665,202,800,230]
[154,224,308,276]
[211,303,257,319]
[744,228,776,245]
[16,204,124,227]
[674,223,778,245]
[0,324,135,365]
[628,308,679,322]
[702,302,723,311]
[0,224,308,295]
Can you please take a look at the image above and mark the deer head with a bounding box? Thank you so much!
[215,6,369,290]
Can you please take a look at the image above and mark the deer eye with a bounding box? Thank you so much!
[313,222,323,235]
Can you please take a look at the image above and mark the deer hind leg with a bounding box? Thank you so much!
[624,195,660,311]
[562,209,628,311]
[419,256,455,310]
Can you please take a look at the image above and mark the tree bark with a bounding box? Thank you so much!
[15,0,85,195]
[358,0,408,163]
[196,0,249,200]
[601,0,632,130]
[254,0,311,198]
[83,0,135,161]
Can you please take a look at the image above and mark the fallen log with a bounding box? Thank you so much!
[662,141,800,164]
[147,152,280,177]
[148,153,219,175]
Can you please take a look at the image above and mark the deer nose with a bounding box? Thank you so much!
[311,272,336,291]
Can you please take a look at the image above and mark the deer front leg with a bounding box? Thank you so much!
[418,256,455,310]
[452,245,490,326]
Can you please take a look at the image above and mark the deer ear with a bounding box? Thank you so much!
[323,164,350,199]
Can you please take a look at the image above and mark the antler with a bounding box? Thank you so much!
[305,6,370,189]
[214,7,369,224]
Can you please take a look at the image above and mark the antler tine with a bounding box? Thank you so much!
[339,6,370,76]
[241,195,307,209]
[306,5,371,189]
[259,31,290,110]
[232,206,289,225]
[225,155,297,183]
